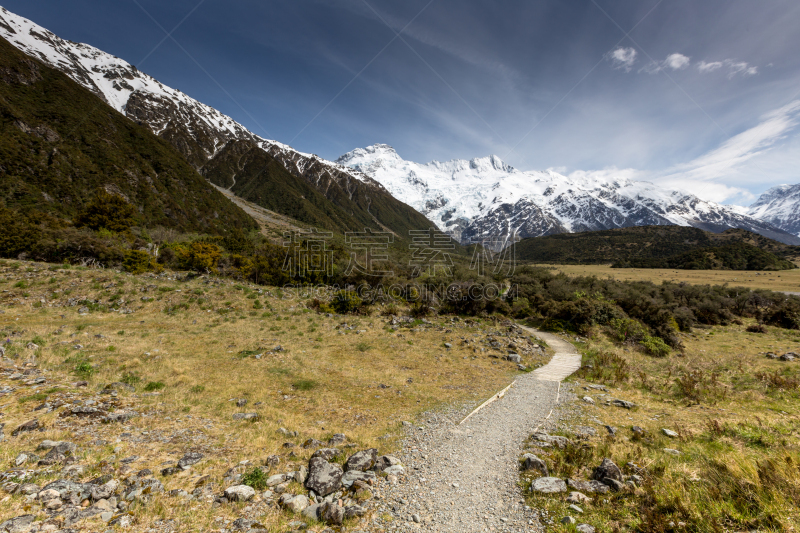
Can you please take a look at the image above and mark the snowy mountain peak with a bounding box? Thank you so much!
[339,145,800,247]
[748,183,800,236]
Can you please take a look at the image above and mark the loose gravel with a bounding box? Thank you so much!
[368,328,581,532]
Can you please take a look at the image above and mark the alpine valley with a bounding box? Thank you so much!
[1,5,798,248]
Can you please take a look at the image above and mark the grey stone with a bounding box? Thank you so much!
[302,503,322,520]
[506,353,522,363]
[582,396,595,404]
[520,453,548,476]
[569,504,584,513]
[11,419,39,437]
[662,428,679,438]
[567,479,610,494]
[311,448,341,461]
[267,474,288,487]
[602,478,625,491]
[224,485,255,502]
[530,477,567,493]
[592,458,622,483]
[41,480,93,504]
[345,504,366,519]
[373,455,401,472]
[232,413,259,421]
[566,491,590,504]
[561,516,576,525]
[0,515,34,533]
[344,448,377,472]
[341,470,376,488]
[178,452,204,469]
[577,524,596,533]
[319,501,345,526]
[328,433,346,446]
[383,465,405,476]
[17,484,39,496]
[610,399,635,409]
[663,448,681,455]
[282,494,309,513]
[305,457,343,497]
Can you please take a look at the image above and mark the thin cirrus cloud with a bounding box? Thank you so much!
[639,53,691,74]
[605,48,759,80]
[658,99,800,201]
[697,59,758,78]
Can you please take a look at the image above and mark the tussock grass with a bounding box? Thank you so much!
[0,260,526,530]
[526,320,800,532]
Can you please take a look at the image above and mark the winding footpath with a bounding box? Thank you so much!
[371,327,581,532]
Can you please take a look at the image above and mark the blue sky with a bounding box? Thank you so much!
[4,0,800,204]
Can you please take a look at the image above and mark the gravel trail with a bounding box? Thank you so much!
[369,327,581,532]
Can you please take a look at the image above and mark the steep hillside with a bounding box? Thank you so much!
[0,35,255,234]
[514,225,798,270]
[0,7,434,238]
[338,144,800,247]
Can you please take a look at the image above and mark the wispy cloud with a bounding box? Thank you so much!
[604,47,637,72]
[697,59,758,78]
[659,100,800,200]
[640,53,691,74]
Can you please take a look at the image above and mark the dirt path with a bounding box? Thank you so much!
[370,328,581,532]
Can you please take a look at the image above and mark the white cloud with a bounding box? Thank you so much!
[604,47,637,72]
[697,60,723,73]
[640,53,691,74]
[665,53,691,70]
[660,100,800,194]
[697,59,759,78]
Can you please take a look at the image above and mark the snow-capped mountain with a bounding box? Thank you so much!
[0,6,436,236]
[749,184,800,237]
[338,144,800,247]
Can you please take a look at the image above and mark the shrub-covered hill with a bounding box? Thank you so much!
[515,225,798,270]
[0,35,256,235]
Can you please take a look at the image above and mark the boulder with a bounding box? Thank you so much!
[178,452,203,469]
[305,457,343,497]
[341,470,376,488]
[11,419,39,437]
[610,399,635,409]
[345,504,367,519]
[311,448,341,461]
[530,477,567,493]
[302,503,322,520]
[661,428,679,438]
[344,449,377,472]
[319,501,345,526]
[373,455,401,472]
[592,458,622,483]
[232,413,259,421]
[577,525,596,533]
[506,353,522,363]
[41,480,93,504]
[566,479,610,494]
[566,491,590,504]
[0,515,34,533]
[224,485,255,502]
[282,494,309,513]
[328,433,347,446]
[520,453,548,476]
[383,465,405,476]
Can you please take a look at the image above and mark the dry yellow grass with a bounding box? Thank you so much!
[535,263,800,293]
[0,259,541,531]
[525,321,800,532]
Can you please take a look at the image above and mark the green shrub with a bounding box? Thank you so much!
[292,379,317,391]
[123,250,161,274]
[641,335,670,357]
[330,290,365,315]
[74,191,136,232]
[73,361,95,378]
[121,372,141,387]
[241,468,269,490]
[143,381,165,392]
[177,242,221,273]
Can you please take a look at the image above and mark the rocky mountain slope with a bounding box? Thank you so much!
[748,184,800,237]
[0,7,432,237]
[338,144,800,247]
[0,34,255,235]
